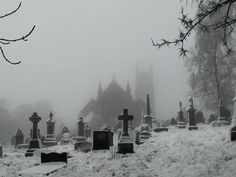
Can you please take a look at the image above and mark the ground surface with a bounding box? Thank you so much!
[0,125,236,177]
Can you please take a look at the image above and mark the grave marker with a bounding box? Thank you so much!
[143,94,153,129]
[0,146,2,158]
[187,98,198,130]
[177,102,186,129]
[117,109,134,154]
[44,112,57,147]
[92,127,113,150]
[25,112,42,157]
[14,128,24,148]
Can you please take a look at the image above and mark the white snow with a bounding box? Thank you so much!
[1,125,236,177]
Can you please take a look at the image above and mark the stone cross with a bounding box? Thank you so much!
[118,109,133,136]
[30,112,41,139]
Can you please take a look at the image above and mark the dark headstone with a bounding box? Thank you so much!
[25,112,42,157]
[41,152,67,164]
[44,112,57,147]
[177,102,186,128]
[154,127,168,132]
[14,128,24,148]
[0,146,2,158]
[187,98,198,130]
[92,128,114,150]
[143,94,153,129]
[117,109,134,154]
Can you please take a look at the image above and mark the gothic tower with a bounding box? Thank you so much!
[135,64,155,114]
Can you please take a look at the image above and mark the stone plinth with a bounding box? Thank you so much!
[177,102,186,129]
[117,135,134,154]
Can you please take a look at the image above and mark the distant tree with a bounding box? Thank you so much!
[208,113,217,123]
[195,111,205,123]
[169,118,177,125]
[152,0,236,56]
[0,2,35,64]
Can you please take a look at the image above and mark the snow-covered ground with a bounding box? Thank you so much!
[1,125,236,177]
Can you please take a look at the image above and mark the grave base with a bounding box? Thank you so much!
[230,126,236,141]
[25,139,41,157]
[117,135,134,154]
[188,126,198,130]
[74,141,92,152]
[177,122,186,129]
[154,128,168,132]
[44,140,57,147]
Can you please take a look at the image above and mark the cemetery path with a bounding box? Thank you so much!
[1,125,236,177]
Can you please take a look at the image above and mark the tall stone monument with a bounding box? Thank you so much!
[144,94,153,129]
[230,93,236,141]
[187,98,198,130]
[25,112,42,157]
[117,109,134,154]
[177,102,186,129]
[44,112,57,147]
[0,145,2,158]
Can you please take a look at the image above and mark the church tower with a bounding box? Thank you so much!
[135,64,155,113]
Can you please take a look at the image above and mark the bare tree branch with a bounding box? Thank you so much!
[0,2,21,19]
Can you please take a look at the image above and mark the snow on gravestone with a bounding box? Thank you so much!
[92,128,113,150]
[117,109,134,154]
[187,98,198,130]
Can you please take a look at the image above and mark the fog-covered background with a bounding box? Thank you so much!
[0,0,192,128]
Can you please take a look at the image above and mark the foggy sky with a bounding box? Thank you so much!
[0,0,193,125]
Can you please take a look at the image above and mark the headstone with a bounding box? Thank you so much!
[138,124,151,144]
[117,109,134,154]
[60,126,71,144]
[61,126,70,134]
[78,117,85,137]
[215,98,230,126]
[187,98,198,130]
[230,92,236,141]
[74,117,92,152]
[14,128,24,148]
[143,94,153,129]
[0,146,2,158]
[84,124,92,138]
[92,127,113,150]
[44,112,57,147]
[177,102,186,128]
[25,112,42,157]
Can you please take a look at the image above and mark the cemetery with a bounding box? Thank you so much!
[1,1,236,177]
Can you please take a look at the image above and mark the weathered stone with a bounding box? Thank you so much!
[14,128,24,148]
[44,112,57,147]
[0,146,2,158]
[177,102,186,129]
[143,94,153,129]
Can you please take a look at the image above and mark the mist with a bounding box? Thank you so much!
[0,0,191,127]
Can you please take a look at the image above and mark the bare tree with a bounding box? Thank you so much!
[152,0,236,56]
[0,2,35,65]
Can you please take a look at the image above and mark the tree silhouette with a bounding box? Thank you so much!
[0,2,35,65]
[152,0,236,56]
